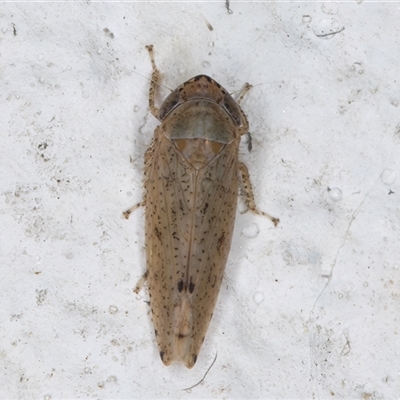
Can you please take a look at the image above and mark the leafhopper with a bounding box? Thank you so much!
[124,45,278,368]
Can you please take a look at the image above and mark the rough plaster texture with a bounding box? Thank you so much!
[1,2,399,399]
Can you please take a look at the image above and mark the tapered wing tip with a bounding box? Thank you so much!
[160,351,172,366]
[159,351,198,369]
[183,353,197,369]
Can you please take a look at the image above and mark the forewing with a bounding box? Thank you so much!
[145,127,239,368]
[178,141,239,368]
[144,128,185,366]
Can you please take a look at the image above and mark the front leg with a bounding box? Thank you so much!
[145,45,164,120]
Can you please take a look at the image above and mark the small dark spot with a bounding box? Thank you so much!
[206,21,213,31]
[160,351,165,361]
[192,354,197,365]
[154,329,158,337]
[216,233,225,252]
[103,27,114,39]
[12,23,17,36]
[172,231,179,240]
[178,333,187,338]
[246,131,253,152]
[154,227,162,241]
[177,280,184,292]
[189,278,195,294]
[226,0,233,14]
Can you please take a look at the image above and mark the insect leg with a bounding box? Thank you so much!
[145,44,164,120]
[237,82,253,105]
[234,83,251,137]
[123,201,145,219]
[133,270,148,294]
[238,161,279,226]
[123,142,154,219]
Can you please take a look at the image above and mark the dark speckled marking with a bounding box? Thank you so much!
[216,233,225,253]
[189,279,195,294]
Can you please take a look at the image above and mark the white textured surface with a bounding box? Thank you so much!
[1,2,399,398]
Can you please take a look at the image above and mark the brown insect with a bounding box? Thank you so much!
[124,45,279,368]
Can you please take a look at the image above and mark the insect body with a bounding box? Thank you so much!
[125,45,278,369]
